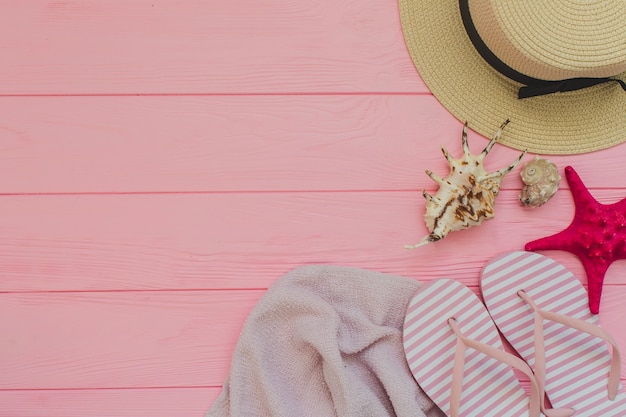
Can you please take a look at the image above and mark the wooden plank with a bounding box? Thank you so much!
[0,95,620,194]
[2,190,626,292]
[0,290,261,389]
[1,288,625,390]
[3,384,626,417]
[0,387,220,417]
[0,95,480,193]
[17,189,626,290]
[0,0,424,95]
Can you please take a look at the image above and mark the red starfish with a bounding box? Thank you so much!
[525,166,626,314]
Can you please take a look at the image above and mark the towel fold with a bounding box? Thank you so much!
[207,265,444,417]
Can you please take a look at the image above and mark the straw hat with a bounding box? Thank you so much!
[398,0,626,154]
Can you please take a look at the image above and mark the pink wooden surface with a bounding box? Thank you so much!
[1,1,625,416]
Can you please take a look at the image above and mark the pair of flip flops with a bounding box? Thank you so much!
[403,251,626,416]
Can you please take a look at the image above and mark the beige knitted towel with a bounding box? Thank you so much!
[206,265,445,417]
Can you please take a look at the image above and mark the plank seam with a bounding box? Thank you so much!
[0,92,434,98]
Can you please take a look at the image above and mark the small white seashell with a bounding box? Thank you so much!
[518,157,560,207]
[405,120,526,249]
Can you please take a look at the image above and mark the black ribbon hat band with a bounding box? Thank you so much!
[459,0,626,99]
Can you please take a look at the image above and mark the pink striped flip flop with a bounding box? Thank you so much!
[481,251,626,416]
[403,279,541,417]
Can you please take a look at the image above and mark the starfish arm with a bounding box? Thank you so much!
[564,166,599,208]
[525,230,575,252]
[578,255,610,315]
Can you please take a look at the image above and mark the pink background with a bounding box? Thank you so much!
[1,1,625,415]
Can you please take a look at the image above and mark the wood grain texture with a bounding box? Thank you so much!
[0,0,423,95]
[0,95,621,194]
[0,286,626,389]
[1,190,626,292]
[0,388,219,417]
[2,288,625,391]
[0,290,261,389]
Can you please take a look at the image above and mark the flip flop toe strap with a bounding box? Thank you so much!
[447,318,541,417]
[518,290,622,405]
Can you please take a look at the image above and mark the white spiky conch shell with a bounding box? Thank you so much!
[519,157,560,207]
[405,121,526,249]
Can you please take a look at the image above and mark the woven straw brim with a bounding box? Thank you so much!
[398,0,626,155]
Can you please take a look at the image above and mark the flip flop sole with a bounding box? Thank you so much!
[403,279,532,416]
[481,251,626,416]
